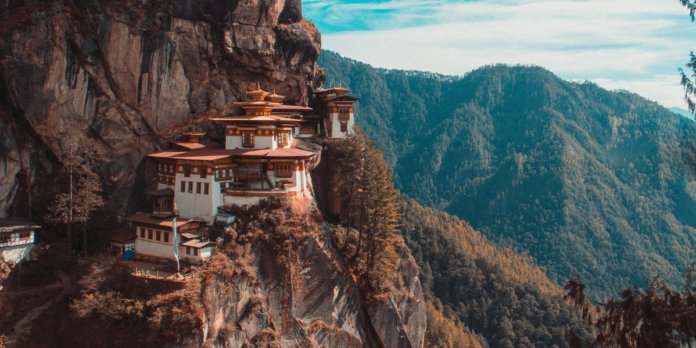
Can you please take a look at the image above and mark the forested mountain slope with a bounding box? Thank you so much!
[319,50,696,298]
[401,198,591,347]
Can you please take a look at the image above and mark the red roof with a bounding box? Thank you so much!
[149,146,315,162]
[233,148,315,158]
[270,105,312,111]
[125,212,196,229]
[147,151,187,159]
[210,115,300,123]
[169,149,233,161]
[110,229,136,243]
[172,142,206,150]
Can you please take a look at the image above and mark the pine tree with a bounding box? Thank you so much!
[680,1,696,114]
[335,131,401,295]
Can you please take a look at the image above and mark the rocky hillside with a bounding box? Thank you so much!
[0,0,321,218]
[319,50,696,299]
[17,199,425,347]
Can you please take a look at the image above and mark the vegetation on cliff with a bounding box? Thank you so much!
[328,132,402,297]
[319,50,696,299]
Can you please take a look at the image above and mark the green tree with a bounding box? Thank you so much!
[680,1,696,114]
[46,129,104,255]
[335,131,401,295]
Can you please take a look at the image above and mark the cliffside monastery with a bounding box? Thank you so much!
[124,83,357,264]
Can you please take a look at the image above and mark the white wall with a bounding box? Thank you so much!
[134,228,212,264]
[226,134,243,149]
[180,246,213,264]
[267,163,307,192]
[157,183,175,190]
[0,244,33,263]
[223,195,262,207]
[135,234,175,259]
[329,112,355,139]
[174,173,219,223]
[225,134,276,149]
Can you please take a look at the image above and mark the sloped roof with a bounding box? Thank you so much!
[181,239,212,248]
[125,212,195,229]
[232,147,315,158]
[0,218,40,233]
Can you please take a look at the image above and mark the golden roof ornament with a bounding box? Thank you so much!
[267,88,286,103]
[246,81,268,102]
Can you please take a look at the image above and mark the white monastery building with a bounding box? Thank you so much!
[125,83,358,264]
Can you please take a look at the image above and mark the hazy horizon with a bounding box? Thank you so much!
[305,0,696,110]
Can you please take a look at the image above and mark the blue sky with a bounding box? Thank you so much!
[304,0,696,109]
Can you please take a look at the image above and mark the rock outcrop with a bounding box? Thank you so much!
[18,200,426,348]
[0,0,321,216]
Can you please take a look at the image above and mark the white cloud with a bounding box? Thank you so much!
[591,75,687,109]
[310,0,696,108]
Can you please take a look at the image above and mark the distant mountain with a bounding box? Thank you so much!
[318,50,696,298]
[670,107,693,119]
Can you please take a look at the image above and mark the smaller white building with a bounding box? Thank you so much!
[315,85,359,139]
[0,218,38,264]
[125,212,213,264]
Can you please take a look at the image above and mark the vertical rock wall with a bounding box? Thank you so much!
[0,0,321,216]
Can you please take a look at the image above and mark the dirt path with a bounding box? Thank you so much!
[6,271,72,347]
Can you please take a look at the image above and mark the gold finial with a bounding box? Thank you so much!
[255,81,261,91]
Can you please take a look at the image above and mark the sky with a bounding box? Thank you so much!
[303,0,696,109]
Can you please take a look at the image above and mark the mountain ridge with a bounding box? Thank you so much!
[319,49,696,298]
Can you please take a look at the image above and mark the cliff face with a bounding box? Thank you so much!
[179,205,426,347]
[0,0,321,217]
[19,201,425,348]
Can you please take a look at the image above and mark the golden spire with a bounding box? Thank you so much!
[246,81,268,101]
[267,88,285,103]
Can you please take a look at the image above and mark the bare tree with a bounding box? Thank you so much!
[46,129,104,256]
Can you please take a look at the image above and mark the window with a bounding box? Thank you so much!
[220,182,225,193]
[186,247,191,255]
[204,183,209,195]
[163,199,172,212]
[188,181,193,193]
[340,121,348,132]
[164,232,169,243]
[193,248,199,256]
[140,228,145,238]
[278,131,290,147]
[201,168,207,179]
[180,181,185,193]
[184,166,190,177]
[274,163,293,178]
[148,229,153,240]
[242,131,255,147]
[196,182,202,194]
[155,231,161,241]
[301,123,316,135]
